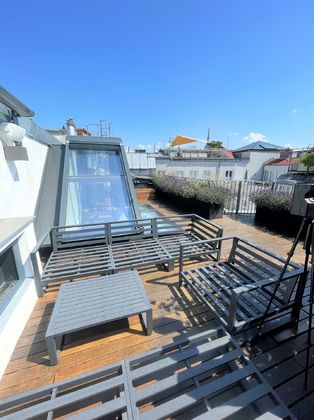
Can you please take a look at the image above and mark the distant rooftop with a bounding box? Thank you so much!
[266,157,300,166]
[233,141,285,152]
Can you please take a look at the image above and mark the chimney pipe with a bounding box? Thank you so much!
[66,117,76,135]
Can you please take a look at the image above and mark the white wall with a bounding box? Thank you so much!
[0,135,48,218]
[126,152,156,170]
[233,151,282,180]
[155,159,248,181]
[0,134,48,379]
[263,164,289,181]
[0,222,38,379]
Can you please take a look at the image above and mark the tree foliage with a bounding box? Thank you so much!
[301,152,314,170]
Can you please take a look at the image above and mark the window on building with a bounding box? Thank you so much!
[190,170,198,178]
[64,145,134,225]
[0,247,19,304]
[225,170,233,180]
[203,170,212,179]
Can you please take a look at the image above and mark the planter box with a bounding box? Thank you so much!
[154,188,223,219]
[254,206,303,237]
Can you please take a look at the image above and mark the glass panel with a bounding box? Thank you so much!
[65,147,134,225]
[0,247,19,303]
[69,149,123,176]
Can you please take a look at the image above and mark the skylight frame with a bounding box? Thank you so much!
[58,136,140,226]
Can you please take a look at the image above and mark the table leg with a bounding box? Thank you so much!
[141,309,153,335]
[46,336,59,366]
[166,259,175,272]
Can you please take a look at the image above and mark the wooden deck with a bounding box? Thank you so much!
[0,196,313,418]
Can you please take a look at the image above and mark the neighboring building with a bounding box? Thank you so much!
[126,149,156,177]
[287,146,314,173]
[156,155,248,181]
[232,141,286,181]
[262,157,299,181]
[0,86,139,379]
[155,141,286,181]
[163,145,233,160]
[47,117,90,143]
[262,146,314,181]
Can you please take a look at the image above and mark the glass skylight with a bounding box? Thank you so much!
[64,145,134,225]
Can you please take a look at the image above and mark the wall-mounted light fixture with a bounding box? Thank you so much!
[0,122,28,161]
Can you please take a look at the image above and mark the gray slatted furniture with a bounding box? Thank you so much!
[45,271,152,365]
[179,237,303,331]
[0,327,295,419]
[31,214,223,296]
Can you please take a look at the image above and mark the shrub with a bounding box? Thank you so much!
[196,185,229,206]
[300,152,314,171]
[153,175,228,206]
[174,178,203,199]
[251,190,293,212]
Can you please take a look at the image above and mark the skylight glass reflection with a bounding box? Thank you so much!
[65,147,134,225]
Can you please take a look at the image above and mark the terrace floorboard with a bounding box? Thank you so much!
[0,196,312,419]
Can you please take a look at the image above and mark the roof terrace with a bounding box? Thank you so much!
[0,192,311,419]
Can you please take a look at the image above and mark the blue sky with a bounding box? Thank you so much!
[2,0,314,150]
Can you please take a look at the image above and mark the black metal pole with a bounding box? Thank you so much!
[304,221,314,389]
[255,217,308,339]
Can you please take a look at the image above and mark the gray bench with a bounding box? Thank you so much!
[31,214,223,296]
[0,327,294,419]
[179,236,303,331]
[45,270,152,365]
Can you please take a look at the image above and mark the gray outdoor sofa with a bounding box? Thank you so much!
[31,214,223,296]
[0,326,294,419]
[179,236,303,332]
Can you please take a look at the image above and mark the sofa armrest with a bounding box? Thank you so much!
[178,236,236,286]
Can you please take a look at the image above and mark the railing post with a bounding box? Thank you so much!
[235,181,242,215]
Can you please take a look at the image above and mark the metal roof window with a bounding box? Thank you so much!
[59,137,139,225]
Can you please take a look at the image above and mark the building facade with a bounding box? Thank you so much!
[126,149,156,177]
[155,141,286,182]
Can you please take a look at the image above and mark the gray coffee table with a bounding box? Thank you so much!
[45,270,152,365]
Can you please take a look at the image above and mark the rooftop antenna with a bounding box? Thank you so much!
[99,120,112,137]
[86,120,112,137]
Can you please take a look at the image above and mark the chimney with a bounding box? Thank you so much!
[66,117,76,135]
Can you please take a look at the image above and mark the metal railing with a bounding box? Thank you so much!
[214,180,294,214]
[158,176,294,215]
